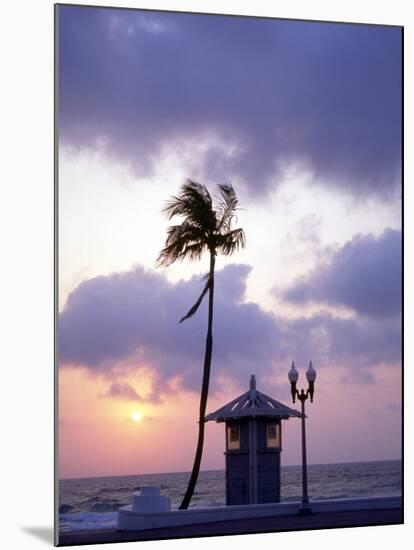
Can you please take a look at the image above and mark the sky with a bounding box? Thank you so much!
[57,5,402,479]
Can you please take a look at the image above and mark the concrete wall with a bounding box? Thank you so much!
[117,496,402,531]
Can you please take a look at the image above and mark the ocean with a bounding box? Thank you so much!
[59,459,402,533]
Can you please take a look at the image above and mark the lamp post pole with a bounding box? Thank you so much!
[299,390,309,508]
[288,361,317,514]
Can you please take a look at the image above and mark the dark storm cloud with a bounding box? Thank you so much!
[59,263,401,395]
[282,229,402,318]
[58,6,401,197]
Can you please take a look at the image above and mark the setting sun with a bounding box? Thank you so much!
[131,411,143,423]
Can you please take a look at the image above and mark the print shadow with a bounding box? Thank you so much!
[22,526,54,544]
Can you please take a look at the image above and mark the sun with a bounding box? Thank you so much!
[131,411,143,423]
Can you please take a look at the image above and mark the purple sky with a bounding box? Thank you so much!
[58,6,401,198]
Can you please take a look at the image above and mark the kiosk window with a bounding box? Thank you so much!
[227,425,240,450]
[266,423,280,448]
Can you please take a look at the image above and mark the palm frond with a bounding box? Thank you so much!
[216,182,239,232]
[215,227,246,256]
[180,242,208,262]
[162,179,216,231]
[164,221,205,248]
[179,275,211,323]
[157,236,206,267]
[157,220,207,267]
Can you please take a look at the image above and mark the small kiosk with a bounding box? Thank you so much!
[205,374,302,505]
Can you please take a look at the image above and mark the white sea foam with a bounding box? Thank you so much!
[59,512,117,532]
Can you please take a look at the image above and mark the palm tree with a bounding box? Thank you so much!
[157,179,245,510]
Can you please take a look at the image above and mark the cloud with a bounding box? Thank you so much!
[59,263,401,393]
[102,381,162,403]
[59,264,277,390]
[282,229,402,318]
[103,382,141,401]
[58,6,401,198]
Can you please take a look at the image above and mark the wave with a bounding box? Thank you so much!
[59,512,117,532]
[59,504,74,514]
[98,486,132,495]
[90,501,128,512]
[78,498,128,512]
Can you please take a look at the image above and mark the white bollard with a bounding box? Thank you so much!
[132,486,171,513]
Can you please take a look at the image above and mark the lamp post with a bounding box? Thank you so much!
[288,360,317,514]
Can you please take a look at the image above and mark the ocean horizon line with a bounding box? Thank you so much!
[60,457,402,482]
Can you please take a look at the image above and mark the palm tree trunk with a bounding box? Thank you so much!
[179,251,215,510]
